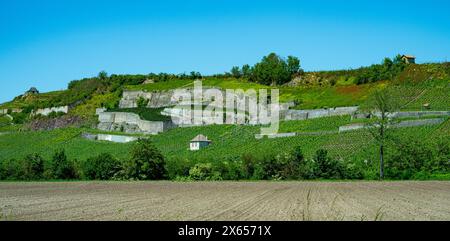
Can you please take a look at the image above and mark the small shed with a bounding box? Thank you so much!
[25,87,39,95]
[401,55,416,64]
[190,134,212,151]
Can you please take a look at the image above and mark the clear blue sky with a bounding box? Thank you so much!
[1,0,450,103]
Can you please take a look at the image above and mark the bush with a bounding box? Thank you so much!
[189,163,221,181]
[124,139,167,180]
[22,153,45,180]
[385,137,449,179]
[314,149,344,179]
[0,159,22,180]
[136,97,149,108]
[83,153,122,180]
[51,149,77,179]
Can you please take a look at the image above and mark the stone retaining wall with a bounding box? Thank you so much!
[285,106,359,120]
[35,106,69,116]
[339,118,445,132]
[81,132,139,143]
[97,112,174,134]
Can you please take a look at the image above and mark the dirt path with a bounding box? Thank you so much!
[1,181,449,221]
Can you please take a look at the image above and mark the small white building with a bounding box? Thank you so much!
[190,134,212,151]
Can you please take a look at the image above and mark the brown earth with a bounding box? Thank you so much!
[1,181,450,221]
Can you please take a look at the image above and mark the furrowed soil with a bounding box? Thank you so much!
[1,181,450,221]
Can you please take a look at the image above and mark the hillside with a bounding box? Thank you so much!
[0,60,449,181]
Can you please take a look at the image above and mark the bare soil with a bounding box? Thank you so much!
[1,181,450,221]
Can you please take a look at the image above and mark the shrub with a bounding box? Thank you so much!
[51,149,77,179]
[166,157,192,180]
[83,153,122,180]
[0,159,22,180]
[22,153,45,180]
[385,137,449,179]
[189,163,221,180]
[136,96,149,108]
[124,139,167,180]
[314,149,344,179]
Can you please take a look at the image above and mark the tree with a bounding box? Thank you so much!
[83,153,122,180]
[365,89,399,179]
[314,149,343,179]
[241,64,252,78]
[124,139,167,180]
[230,66,242,78]
[22,153,45,180]
[287,56,301,76]
[52,149,76,179]
[189,71,202,80]
[250,53,292,85]
[98,71,108,80]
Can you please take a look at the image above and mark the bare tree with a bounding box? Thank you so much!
[365,89,399,180]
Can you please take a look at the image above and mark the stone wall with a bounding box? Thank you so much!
[285,106,359,120]
[97,112,174,134]
[81,132,139,143]
[34,106,69,116]
[339,118,445,133]
[119,90,178,108]
[255,132,296,139]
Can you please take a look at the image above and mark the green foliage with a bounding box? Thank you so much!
[51,149,77,179]
[136,96,149,108]
[386,137,450,179]
[83,153,122,180]
[0,154,45,180]
[287,56,302,76]
[250,53,294,85]
[230,66,242,78]
[314,149,344,179]
[98,71,108,80]
[0,159,21,180]
[107,107,171,121]
[188,163,221,180]
[355,55,406,84]
[10,112,28,124]
[124,139,167,180]
[22,153,45,180]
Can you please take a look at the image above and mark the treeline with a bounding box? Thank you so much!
[0,139,167,181]
[1,135,448,181]
[217,53,303,85]
[354,55,407,84]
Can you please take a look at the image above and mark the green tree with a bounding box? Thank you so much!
[189,71,202,80]
[22,153,45,180]
[98,71,108,80]
[314,149,342,179]
[230,66,242,78]
[124,139,167,180]
[365,89,399,179]
[250,53,292,85]
[287,56,301,76]
[83,153,122,180]
[241,64,252,78]
[52,149,76,179]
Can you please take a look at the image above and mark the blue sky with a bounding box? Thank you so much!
[1,0,450,103]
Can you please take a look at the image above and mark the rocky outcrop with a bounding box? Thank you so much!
[27,115,85,131]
